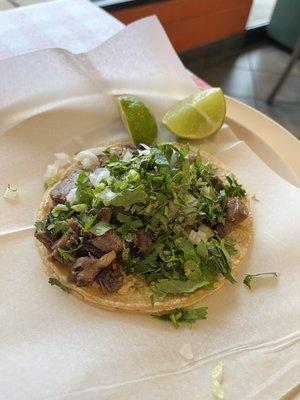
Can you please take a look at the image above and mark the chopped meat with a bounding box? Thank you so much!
[225,197,249,224]
[98,207,112,223]
[124,144,139,155]
[50,170,80,204]
[216,197,249,236]
[111,206,132,217]
[80,239,104,258]
[91,230,123,253]
[133,231,152,255]
[52,232,79,250]
[215,222,235,237]
[188,153,196,163]
[34,230,53,250]
[50,232,81,265]
[210,176,223,191]
[68,218,85,236]
[97,261,124,294]
[71,251,116,286]
[97,154,108,167]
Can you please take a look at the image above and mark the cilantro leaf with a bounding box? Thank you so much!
[153,306,208,329]
[48,277,70,293]
[243,272,278,289]
[151,278,209,296]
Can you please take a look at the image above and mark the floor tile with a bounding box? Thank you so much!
[198,66,255,98]
[0,0,14,10]
[221,52,251,70]
[255,100,300,139]
[248,44,300,76]
[252,70,300,102]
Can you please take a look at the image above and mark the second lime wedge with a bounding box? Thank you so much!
[117,95,157,145]
[162,88,226,140]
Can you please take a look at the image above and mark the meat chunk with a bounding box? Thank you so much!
[50,170,79,204]
[79,239,103,258]
[34,230,53,250]
[68,218,85,236]
[111,206,132,217]
[97,261,124,294]
[98,207,112,223]
[91,230,123,253]
[50,231,81,265]
[210,176,223,191]
[133,231,152,255]
[225,197,249,224]
[216,197,249,236]
[97,154,108,167]
[188,153,196,163]
[52,232,79,250]
[71,251,116,286]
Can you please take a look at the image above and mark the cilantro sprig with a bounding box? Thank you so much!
[48,277,70,293]
[153,307,208,329]
[243,272,278,289]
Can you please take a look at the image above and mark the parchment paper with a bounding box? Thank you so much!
[0,17,299,400]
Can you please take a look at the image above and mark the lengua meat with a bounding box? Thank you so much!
[226,197,249,223]
[133,231,152,255]
[216,197,249,236]
[34,230,53,251]
[50,170,80,204]
[71,251,116,286]
[91,230,123,253]
[98,261,124,294]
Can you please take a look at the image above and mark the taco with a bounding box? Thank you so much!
[35,142,252,314]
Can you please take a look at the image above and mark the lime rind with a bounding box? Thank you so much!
[162,88,226,140]
[117,95,158,145]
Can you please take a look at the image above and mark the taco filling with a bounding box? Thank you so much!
[35,143,250,307]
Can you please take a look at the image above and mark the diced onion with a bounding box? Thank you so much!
[188,225,213,245]
[3,184,18,200]
[178,342,194,360]
[45,164,59,179]
[66,188,78,205]
[122,149,133,162]
[89,168,110,187]
[211,362,224,399]
[74,150,99,169]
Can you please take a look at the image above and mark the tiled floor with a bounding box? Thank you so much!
[186,42,300,139]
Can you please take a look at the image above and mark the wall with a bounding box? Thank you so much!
[111,0,253,52]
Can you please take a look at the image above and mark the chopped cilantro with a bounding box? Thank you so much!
[48,277,70,293]
[243,272,278,289]
[251,194,259,201]
[37,144,248,299]
[153,307,208,329]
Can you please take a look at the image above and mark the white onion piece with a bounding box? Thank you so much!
[178,342,194,360]
[74,150,99,169]
[3,184,18,200]
[89,168,110,187]
[66,188,78,205]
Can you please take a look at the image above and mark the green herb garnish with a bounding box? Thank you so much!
[153,307,208,329]
[38,144,248,300]
[243,272,278,289]
[48,277,70,293]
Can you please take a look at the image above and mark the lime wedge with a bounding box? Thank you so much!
[162,88,226,140]
[117,95,157,145]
